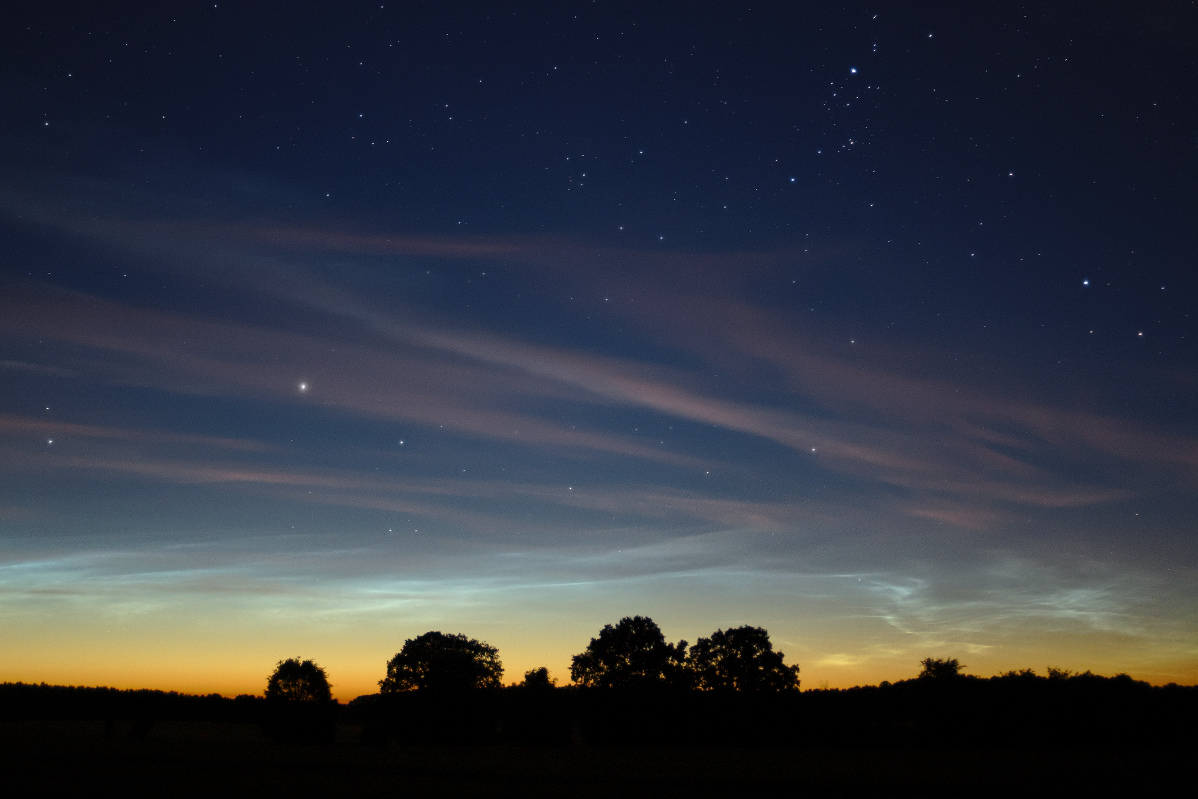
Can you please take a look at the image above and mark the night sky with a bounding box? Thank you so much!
[2,1,1195,698]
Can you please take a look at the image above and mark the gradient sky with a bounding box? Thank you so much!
[2,2,1196,699]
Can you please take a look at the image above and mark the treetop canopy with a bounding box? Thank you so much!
[380,631,504,692]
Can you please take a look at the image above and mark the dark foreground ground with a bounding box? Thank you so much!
[3,719,1194,798]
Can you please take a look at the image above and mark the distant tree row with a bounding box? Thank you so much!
[266,618,1172,707]
[8,674,1195,751]
[9,646,1194,749]
[569,616,799,691]
[267,616,799,701]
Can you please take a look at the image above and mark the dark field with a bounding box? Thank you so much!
[3,719,1194,798]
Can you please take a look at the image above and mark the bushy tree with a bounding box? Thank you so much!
[570,616,687,688]
[380,631,503,692]
[265,657,332,703]
[520,667,556,689]
[919,657,965,679]
[688,625,800,692]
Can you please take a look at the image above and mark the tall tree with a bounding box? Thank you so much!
[379,631,503,692]
[570,616,688,688]
[688,626,800,692]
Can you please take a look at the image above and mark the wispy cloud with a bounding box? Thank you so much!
[3,178,1193,547]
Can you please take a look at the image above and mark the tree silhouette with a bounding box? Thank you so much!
[520,667,556,689]
[570,616,688,688]
[919,657,965,679]
[379,631,503,692]
[688,625,800,691]
[265,657,332,702]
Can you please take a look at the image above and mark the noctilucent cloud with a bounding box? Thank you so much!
[1,2,1195,698]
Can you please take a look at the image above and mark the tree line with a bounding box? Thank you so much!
[250,617,1196,749]
[269,616,799,701]
[4,616,1195,749]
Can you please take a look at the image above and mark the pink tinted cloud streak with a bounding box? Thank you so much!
[5,206,1192,532]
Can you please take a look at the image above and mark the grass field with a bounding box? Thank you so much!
[3,719,1194,797]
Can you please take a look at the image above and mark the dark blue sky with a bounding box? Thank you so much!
[1,1,1195,695]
